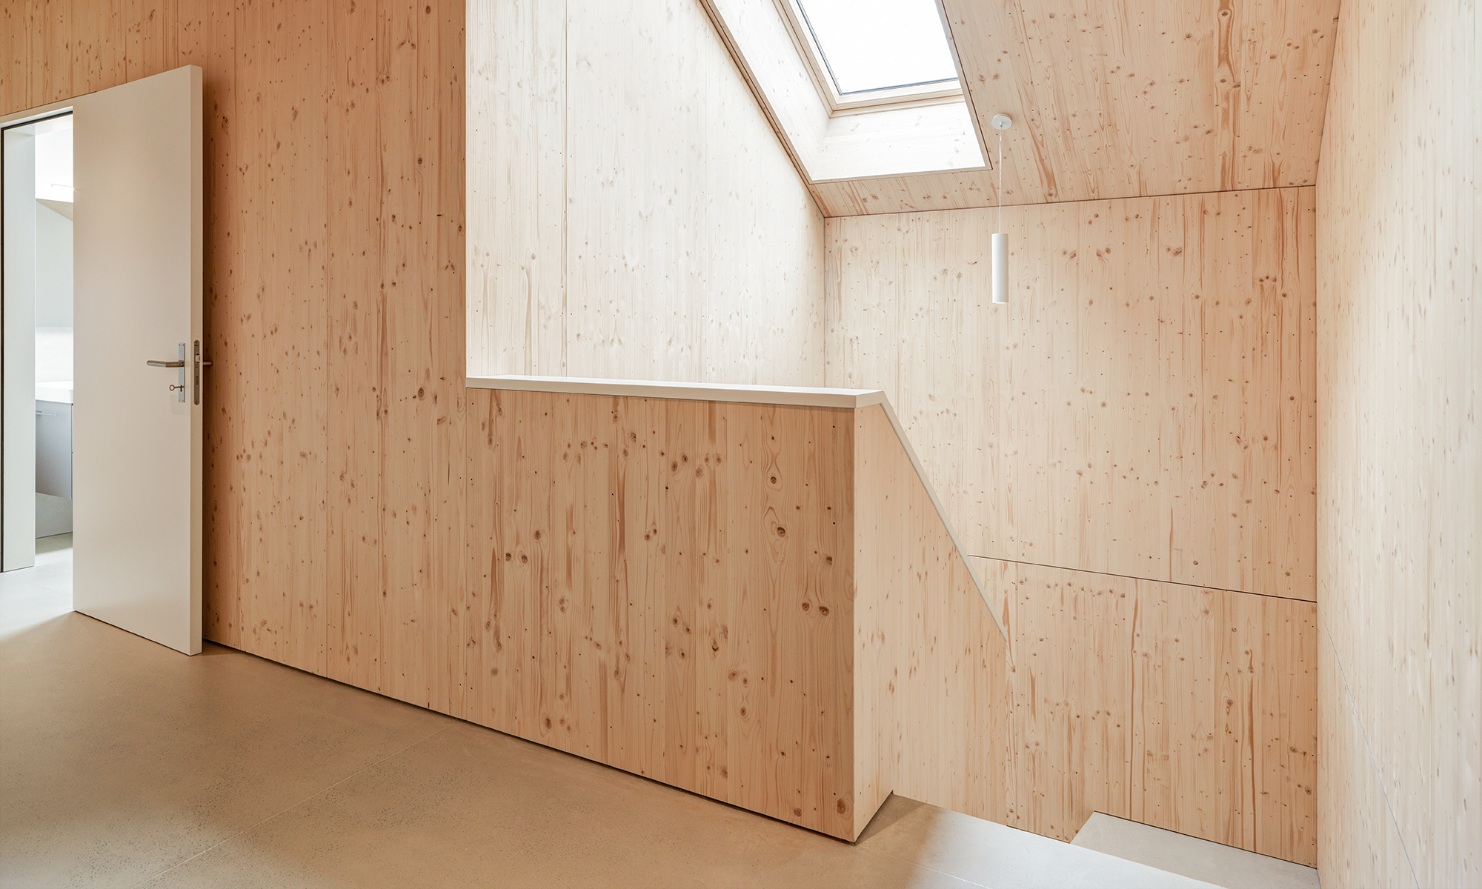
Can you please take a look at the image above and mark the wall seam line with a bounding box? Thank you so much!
[970,553,1316,604]
[820,182,1317,219]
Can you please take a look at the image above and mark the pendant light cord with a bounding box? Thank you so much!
[995,131,1007,231]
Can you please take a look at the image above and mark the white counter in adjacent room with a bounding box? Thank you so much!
[36,381,73,404]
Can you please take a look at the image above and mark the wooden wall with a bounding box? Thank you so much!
[1316,0,1482,885]
[467,0,826,385]
[853,404,1012,838]
[1,0,825,684]
[0,0,471,701]
[826,189,1319,864]
[6,0,1327,866]
[984,558,1316,863]
[465,390,859,837]
[827,188,1317,602]
[938,0,1341,206]
[2,0,997,835]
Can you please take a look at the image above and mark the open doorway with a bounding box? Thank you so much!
[2,67,204,654]
[2,112,74,601]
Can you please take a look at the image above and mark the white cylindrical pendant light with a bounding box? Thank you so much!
[990,113,1012,306]
[992,231,1008,305]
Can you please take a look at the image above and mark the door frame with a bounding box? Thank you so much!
[1,99,77,572]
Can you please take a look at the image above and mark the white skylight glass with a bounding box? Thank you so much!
[793,0,959,97]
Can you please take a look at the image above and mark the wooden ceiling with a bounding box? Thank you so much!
[949,0,1345,204]
[813,0,1341,215]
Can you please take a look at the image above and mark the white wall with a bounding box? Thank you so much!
[34,119,73,384]
[2,127,38,566]
[35,204,73,328]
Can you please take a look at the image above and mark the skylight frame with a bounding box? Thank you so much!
[773,0,965,114]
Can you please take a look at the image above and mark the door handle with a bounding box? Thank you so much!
[147,344,189,401]
[143,343,210,404]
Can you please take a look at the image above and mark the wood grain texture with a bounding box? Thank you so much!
[1,0,469,692]
[940,0,1342,206]
[706,0,1340,216]
[464,389,859,837]
[981,557,1318,865]
[1316,0,1482,884]
[2,0,889,847]
[6,0,1331,864]
[467,0,828,386]
[1318,635,1418,888]
[826,188,1317,601]
[812,170,1000,218]
[324,0,386,693]
[466,0,567,378]
[853,405,1011,837]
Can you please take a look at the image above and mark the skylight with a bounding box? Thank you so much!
[792,0,959,98]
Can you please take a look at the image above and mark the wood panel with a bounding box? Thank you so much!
[1317,632,1418,888]
[853,404,1011,837]
[703,0,1340,216]
[1,0,470,693]
[982,557,1318,865]
[826,188,1317,601]
[374,0,468,714]
[940,0,1341,206]
[813,170,1001,218]
[465,0,567,378]
[464,390,858,838]
[4,0,835,841]
[1316,0,1482,884]
[466,0,828,386]
[323,0,386,692]
[6,0,1333,865]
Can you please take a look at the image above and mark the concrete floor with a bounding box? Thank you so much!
[1,538,1213,889]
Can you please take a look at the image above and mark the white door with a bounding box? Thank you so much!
[72,66,204,655]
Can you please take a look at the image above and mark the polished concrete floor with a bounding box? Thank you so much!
[1,538,1212,888]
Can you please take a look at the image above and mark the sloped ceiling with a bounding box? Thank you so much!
[815,0,1342,215]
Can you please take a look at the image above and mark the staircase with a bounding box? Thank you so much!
[860,795,1221,889]
[462,376,1317,881]
[1071,813,1320,889]
[857,795,1322,889]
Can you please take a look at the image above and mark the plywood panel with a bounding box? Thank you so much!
[563,0,826,386]
[1317,627,1419,889]
[3,0,839,842]
[221,0,332,673]
[466,0,828,386]
[465,0,567,377]
[5,0,1333,866]
[853,405,1011,837]
[323,0,385,692]
[813,170,1000,218]
[1,0,466,691]
[827,188,1317,601]
[982,557,1318,865]
[373,0,469,714]
[1316,0,1482,884]
[940,0,1341,205]
[464,390,858,838]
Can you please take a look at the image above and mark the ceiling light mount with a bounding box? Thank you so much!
[990,113,1013,131]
